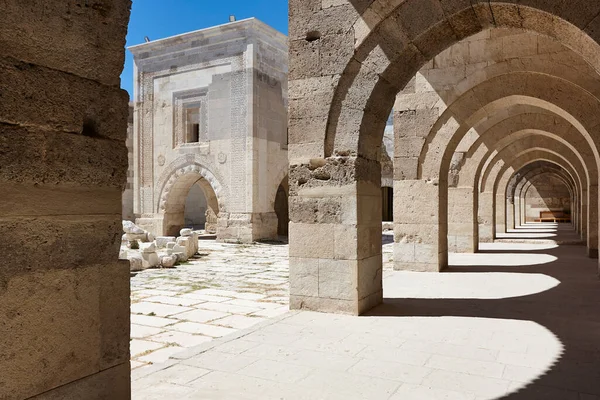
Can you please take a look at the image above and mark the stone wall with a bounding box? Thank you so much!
[525,173,572,221]
[0,1,131,398]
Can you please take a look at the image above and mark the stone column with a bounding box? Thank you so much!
[288,157,383,315]
[514,195,521,228]
[496,194,506,235]
[582,188,588,241]
[508,199,516,230]
[574,192,580,232]
[447,187,477,253]
[394,180,448,271]
[217,212,278,243]
[519,192,527,226]
[588,185,598,258]
[478,192,495,242]
[0,1,131,398]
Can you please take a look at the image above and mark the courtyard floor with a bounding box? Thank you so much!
[130,240,291,370]
[131,224,600,399]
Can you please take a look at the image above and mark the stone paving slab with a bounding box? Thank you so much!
[132,229,600,399]
[130,240,290,371]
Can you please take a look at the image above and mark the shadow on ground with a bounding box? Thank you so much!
[371,229,600,399]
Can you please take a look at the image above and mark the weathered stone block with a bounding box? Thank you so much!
[176,237,196,258]
[289,222,335,259]
[0,124,127,188]
[141,252,160,269]
[155,236,176,249]
[160,255,177,268]
[0,1,132,86]
[0,57,129,140]
[289,257,319,297]
[29,363,130,400]
[357,255,383,302]
[99,262,130,370]
[318,259,355,301]
[0,184,123,217]
[0,265,103,398]
[0,216,122,276]
[128,255,144,272]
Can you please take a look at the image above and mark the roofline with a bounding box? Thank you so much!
[128,17,287,53]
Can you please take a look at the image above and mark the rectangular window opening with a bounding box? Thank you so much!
[191,123,200,143]
[185,106,201,143]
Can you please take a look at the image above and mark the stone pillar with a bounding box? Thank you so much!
[394,180,448,271]
[588,185,598,258]
[582,188,588,241]
[519,193,527,226]
[496,194,506,235]
[447,187,477,253]
[288,157,383,315]
[479,191,495,242]
[508,199,516,230]
[217,212,278,243]
[0,1,131,398]
[514,195,521,228]
[574,192,580,233]
[571,193,579,233]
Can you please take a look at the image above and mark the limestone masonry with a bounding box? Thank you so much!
[5,1,600,399]
[129,18,289,243]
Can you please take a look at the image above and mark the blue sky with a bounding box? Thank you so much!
[121,0,288,97]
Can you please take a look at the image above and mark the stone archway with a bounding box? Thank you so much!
[275,175,289,237]
[289,0,600,315]
[157,163,222,237]
[524,173,572,222]
[381,186,393,222]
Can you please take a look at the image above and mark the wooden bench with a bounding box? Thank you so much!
[535,211,571,223]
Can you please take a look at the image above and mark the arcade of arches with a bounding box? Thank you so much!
[288,0,600,315]
[4,1,600,399]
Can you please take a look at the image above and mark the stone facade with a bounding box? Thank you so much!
[129,18,288,243]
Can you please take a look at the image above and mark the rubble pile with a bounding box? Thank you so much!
[120,221,199,272]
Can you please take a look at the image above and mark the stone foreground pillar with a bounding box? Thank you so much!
[478,191,495,242]
[447,187,477,253]
[288,157,383,315]
[0,1,132,398]
[394,180,448,271]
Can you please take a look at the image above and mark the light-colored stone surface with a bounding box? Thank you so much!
[132,226,600,399]
[129,18,288,243]
[130,240,289,370]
